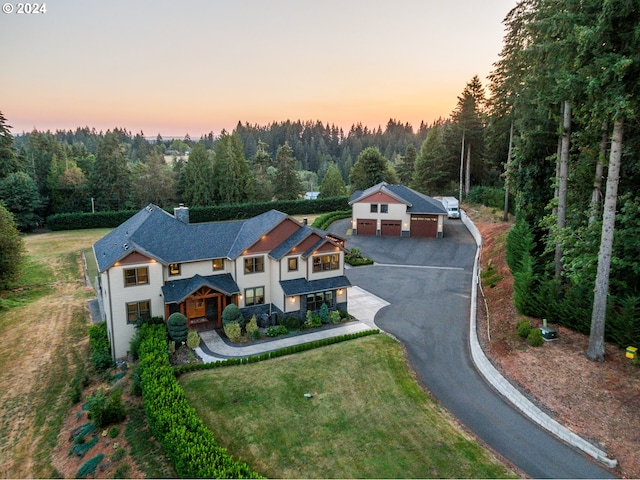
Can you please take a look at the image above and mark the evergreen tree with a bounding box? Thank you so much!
[90,132,131,211]
[411,122,449,195]
[272,142,303,200]
[212,132,252,204]
[396,144,417,185]
[319,162,346,198]
[0,202,25,290]
[179,143,215,206]
[251,140,274,202]
[0,172,42,230]
[0,111,20,178]
[130,151,177,208]
[348,146,397,192]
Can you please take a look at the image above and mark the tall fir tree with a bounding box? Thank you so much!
[180,143,215,206]
[272,142,303,201]
[90,131,131,211]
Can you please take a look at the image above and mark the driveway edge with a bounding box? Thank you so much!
[462,211,618,469]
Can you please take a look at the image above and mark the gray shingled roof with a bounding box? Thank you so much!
[93,205,290,272]
[280,275,352,296]
[161,273,240,303]
[349,182,447,215]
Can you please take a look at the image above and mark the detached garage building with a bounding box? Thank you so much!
[349,182,447,238]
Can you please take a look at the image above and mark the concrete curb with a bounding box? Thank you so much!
[462,211,617,469]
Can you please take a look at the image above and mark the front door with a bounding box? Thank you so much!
[188,298,205,317]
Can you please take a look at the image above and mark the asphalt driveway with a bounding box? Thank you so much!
[329,218,615,479]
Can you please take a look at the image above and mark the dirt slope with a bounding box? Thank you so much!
[473,215,640,479]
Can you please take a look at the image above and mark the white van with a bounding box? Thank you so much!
[441,197,460,219]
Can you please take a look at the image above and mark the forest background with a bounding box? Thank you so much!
[1,0,639,355]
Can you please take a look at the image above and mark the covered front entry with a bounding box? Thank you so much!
[410,215,438,237]
[162,273,241,330]
[167,287,234,329]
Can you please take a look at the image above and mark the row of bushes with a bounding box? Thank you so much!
[46,196,350,231]
[137,323,263,479]
[174,328,380,376]
[311,210,352,230]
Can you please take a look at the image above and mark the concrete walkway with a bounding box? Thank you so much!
[195,286,389,362]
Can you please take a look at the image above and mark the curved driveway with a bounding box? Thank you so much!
[329,218,615,479]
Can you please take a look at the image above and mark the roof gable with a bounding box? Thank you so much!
[349,182,447,215]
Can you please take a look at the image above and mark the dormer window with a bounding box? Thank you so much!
[169,263,181,276]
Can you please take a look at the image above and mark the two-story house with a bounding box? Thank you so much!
[93,205,351,359]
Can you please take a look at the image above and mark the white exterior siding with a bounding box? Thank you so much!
[105,260,164,359]
[308,250,343,281]
[235,254,270,308]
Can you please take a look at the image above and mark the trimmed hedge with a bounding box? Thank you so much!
[173,328,380,376]
[46,197,350,231]
[311,210,352,230]
[138,324,263,479]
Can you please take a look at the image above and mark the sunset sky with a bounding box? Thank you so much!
[1,0,516,137]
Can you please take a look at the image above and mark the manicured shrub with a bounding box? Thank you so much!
[167,312,188,344]
[527,329,544,347]
[108,426,120,438]
[89,322,114,372]
[281,315,302,330]
[319,303,329,324]
[224,321,242,342]
[329,310,341,324]
[246,316,260,339]
[186,329,200,349]
[516,319,532,339]
[266,325,287,337]
[222,304,244,328]
[86,388,126,428]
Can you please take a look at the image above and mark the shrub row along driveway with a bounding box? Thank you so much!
[330,218,614,479]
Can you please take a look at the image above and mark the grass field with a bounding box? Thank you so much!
[0,228,110,478]
[180,335,516,479]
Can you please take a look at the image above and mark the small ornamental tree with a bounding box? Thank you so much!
[222,303,244,328]
[319,303,329,324]
[167,312,188,344]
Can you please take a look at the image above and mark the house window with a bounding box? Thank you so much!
[212,258,224,271]
[370,204,378,213]
[307,290,334,312]
[245,286,265,306]
[169,263,181,276]
[244,256,264,274]
[124,267,149,287]
[126,300,151,324]
[312,254,340,273]
[288,257,298,271]
[381,204,388,213]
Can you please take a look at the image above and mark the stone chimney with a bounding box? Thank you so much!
[174,204,189,224]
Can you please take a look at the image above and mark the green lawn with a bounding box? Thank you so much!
[180,335,515,479]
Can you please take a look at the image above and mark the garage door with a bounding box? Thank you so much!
[356,219,377,236]
[410,215,438,237]
[381,220,402,236]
